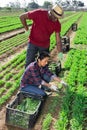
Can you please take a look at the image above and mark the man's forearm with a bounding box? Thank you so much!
[55,32,62,52]
[57,41,62,52]
[20,14,29,31]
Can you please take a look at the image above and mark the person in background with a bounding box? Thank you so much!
[20,51,67,97]
[20,4,64,68]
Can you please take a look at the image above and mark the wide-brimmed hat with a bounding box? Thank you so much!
[51,4,63,19]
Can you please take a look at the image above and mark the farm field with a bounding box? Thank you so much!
[0,9,87,130]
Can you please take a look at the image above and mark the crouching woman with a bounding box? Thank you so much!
[20,51,66,97]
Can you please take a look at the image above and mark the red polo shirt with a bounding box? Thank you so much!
[28,9,61,48]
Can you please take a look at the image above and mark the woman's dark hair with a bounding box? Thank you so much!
[38,51,50,60]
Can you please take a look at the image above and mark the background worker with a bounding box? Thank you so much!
[20,51,67,97]
[20,4,64,68]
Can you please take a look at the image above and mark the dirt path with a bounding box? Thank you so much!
[0,43,27,66]
[0,28,25,42]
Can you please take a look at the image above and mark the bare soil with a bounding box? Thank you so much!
[0,28,25,42]
[0,43,27,66]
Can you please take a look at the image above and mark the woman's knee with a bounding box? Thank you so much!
[20,85,46,97]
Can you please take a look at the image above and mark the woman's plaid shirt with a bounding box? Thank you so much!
[20,61,54,88]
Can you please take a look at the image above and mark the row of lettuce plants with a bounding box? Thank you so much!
[0,16,21,28]
[73,12,87,44]
[0,33,28,55]
[50,12,82,50]
[60,11,79,23]
[0,15,32,33]
[42,94,61,130]
[70,50,87,130]
[60,12,82,36]
[0,51,26,106]
[55,49,87,130]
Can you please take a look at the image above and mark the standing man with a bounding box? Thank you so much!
[20,4,64,68]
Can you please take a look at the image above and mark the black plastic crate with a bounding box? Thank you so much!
[72,23,77,31]
[55,61,61,76]
[5,92,43,130]
[61,36,70,52]
[48,61,61,76]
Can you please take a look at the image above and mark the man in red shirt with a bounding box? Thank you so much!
[20,4,64,68]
